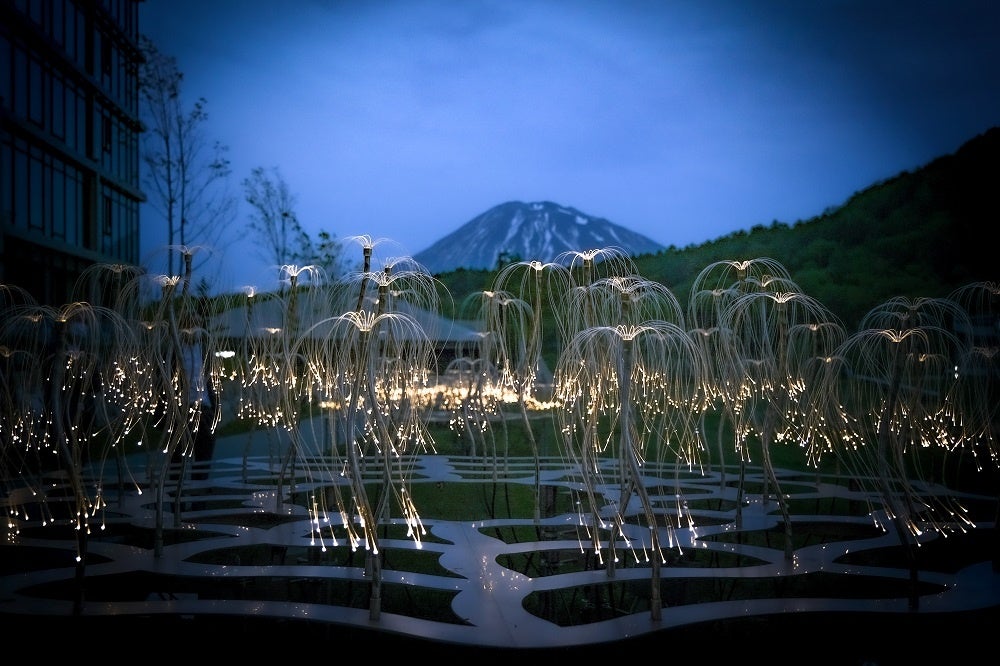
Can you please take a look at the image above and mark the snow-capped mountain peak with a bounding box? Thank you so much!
[413,201,665,274]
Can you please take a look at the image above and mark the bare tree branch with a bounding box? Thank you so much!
[139,36,236,283]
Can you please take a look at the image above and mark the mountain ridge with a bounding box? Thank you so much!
[429,126,999,335]
[412,200,665,274]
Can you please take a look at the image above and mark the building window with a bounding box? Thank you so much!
[101,33,113,79]
[102,114,113,153]
[0,35,12,109]
[51,75,66,139]
[11,141,28,230]
[28,56,45,126]
[103,193,113,236]
[52,166,66,241]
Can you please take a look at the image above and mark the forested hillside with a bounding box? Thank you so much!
[439,126,999,332]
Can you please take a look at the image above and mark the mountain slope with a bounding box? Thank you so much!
[413,201,665,274]
[633,125,1000,328]
[433,126,999,336]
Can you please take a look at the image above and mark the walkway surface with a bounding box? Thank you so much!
[2,418,999,655]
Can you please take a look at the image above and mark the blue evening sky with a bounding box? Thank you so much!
[138,0,1000,292]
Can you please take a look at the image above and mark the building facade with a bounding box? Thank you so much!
[1,0,143,306]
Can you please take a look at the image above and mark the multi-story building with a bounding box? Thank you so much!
[0,0,143,306]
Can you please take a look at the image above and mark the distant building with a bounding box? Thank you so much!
[1,0,143,306]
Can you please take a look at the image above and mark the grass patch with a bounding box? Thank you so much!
[17,570,469,624]
[186,542,462,578]
[522,571,949,626]
[698,521,885,549]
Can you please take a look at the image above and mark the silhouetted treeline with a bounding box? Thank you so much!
[438,126,999,334]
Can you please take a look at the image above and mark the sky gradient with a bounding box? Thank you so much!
[138,0,1000,292]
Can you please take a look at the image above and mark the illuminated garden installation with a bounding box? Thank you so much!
[1,242,997,650]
